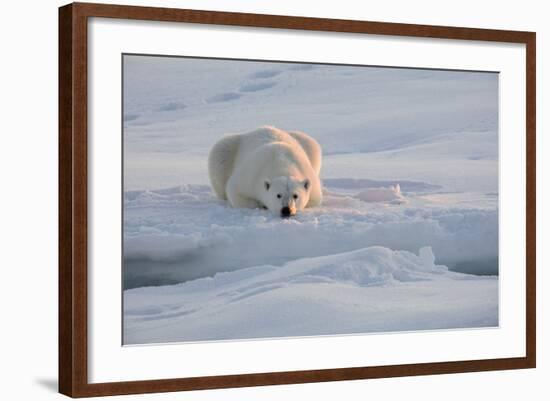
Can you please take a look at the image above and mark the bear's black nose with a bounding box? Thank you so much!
[281,207,291,217]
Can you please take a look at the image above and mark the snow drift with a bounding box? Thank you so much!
[124,246,498,344]
[123,183,498,289]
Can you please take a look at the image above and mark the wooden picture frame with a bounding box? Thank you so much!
[59,2,536,397]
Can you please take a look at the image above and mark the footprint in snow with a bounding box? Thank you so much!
[156,101,187,112]
[123,113,139,122]
[238,81,277,93]
[249,69,283,79]
[205,92,242,104]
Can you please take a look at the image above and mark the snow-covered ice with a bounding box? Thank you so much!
[356,183,406,203]
[122,55,499,344]
[123,183,497,288]
[124,246,497,344]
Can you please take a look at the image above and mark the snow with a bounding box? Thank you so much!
[123,183,497,289]
[124,246,497,344]
[122,55,499,344]
[356,184,406,203]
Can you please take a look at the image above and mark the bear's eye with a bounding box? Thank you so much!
[293,194,298,199]
[277,194,282,199]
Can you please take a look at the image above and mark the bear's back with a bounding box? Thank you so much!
[233,126,298,166]
[237,126,294,151]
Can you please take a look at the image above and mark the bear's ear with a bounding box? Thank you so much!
[303,179,310,190]
[264,181,270,191]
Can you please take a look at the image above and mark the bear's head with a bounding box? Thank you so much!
[262,176,311,218]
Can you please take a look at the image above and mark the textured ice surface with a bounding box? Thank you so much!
[123,183,498,289]
[124,246,498,344]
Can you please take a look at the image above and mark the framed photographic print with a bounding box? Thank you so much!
[59,2,536,397]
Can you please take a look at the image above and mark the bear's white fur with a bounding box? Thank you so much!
[208,126,322,217]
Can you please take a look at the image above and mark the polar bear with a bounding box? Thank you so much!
[208,126,322,217]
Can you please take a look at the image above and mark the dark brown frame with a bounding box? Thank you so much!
[59,2,536,397]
